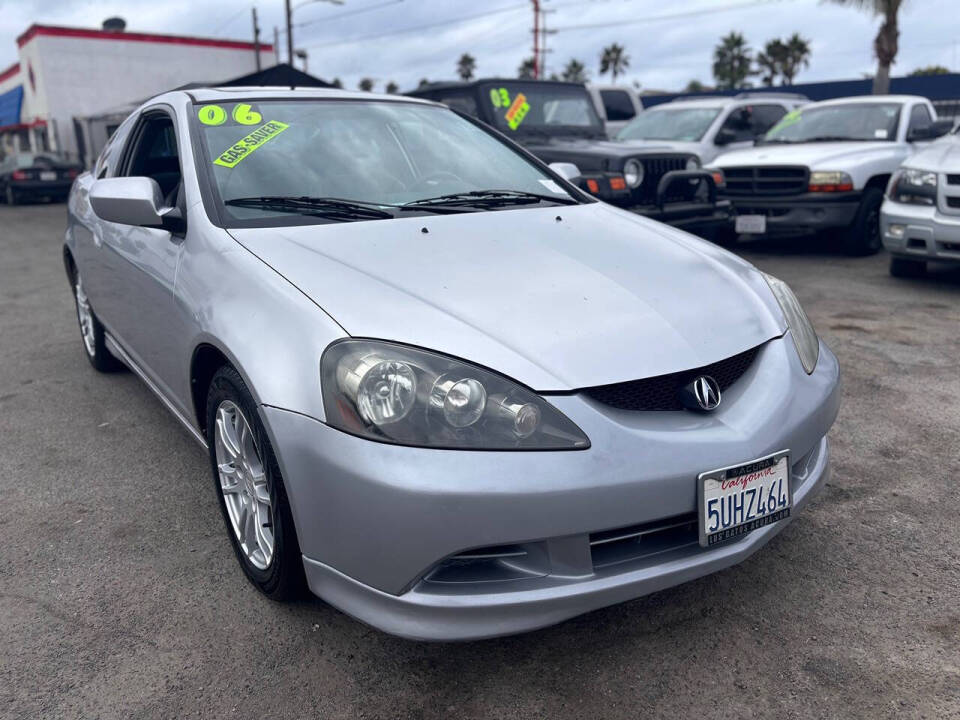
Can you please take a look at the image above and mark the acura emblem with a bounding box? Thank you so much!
[679,375,721,412]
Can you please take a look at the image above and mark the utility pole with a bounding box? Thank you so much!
[285,0,294,66]
[273,26,280,64]
[251,7,262,71]
[531,0,540,79]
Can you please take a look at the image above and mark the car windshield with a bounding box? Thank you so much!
[192,99,577,225]
[15,152,70,168]
[481,82,604,135]
[764,102,902,143]
[616,106,722,141]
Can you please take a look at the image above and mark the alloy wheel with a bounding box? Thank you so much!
[214,400,275,570]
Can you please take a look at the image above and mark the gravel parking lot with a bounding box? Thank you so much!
[1,203,958,719]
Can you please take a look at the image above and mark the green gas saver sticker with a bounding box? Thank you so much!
[213,120,290,168]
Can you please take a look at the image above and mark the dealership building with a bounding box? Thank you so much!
[0,19,276,162]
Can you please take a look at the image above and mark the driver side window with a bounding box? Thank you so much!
[122,111,183,206]
[718,106,757,143]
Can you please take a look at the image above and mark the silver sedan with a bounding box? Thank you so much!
[65,87,840,640]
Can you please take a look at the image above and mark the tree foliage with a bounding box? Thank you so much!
[755,34,811,85]
[517,57,536,79]
[828,0,907,94]
[457,53,476,81]
[562,59,588,83]
[358,78,374,92]
[713,32,753,90]
[599,43,630,83]
[385,81,399,93]
[909,65,949,76]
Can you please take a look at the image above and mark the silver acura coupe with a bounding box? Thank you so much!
[65,87,840,640]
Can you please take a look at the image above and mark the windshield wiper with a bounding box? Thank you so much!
[225,196,393,220]
[800,136,864,143]
[402,189,577,210]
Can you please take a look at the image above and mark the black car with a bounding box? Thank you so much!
[0,151,81,204]
[408,79,730,232]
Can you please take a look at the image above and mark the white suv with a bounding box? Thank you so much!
[710,95,951,255]
[882,128,960,277]
[615,93,808,165]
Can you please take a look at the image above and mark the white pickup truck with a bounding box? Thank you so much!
[882,130,960,277]
[708,95,952,255]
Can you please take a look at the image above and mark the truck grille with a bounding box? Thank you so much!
[582,345,760,411]
[636,156,691,205]
[590,513,699,570]
[721,165,808,196]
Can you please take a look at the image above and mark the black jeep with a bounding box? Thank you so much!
[407,79,730,233]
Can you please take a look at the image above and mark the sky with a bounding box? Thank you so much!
[0,0,957,93]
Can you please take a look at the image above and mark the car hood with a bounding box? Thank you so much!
[520,136,679,163]
[229,204,785,391]
[617,139,703,156]
[713,141,900,169]
[903,134,960,172]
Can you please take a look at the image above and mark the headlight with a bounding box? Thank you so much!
[763,274,819,374]
[808,171,853,192]
[887,168,937,205]
[685,157,700,172]
[623,159,644,188]
[321,339,590,449]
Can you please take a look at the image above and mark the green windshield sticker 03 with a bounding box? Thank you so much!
[213,120,290,168]
[489,87,511,109]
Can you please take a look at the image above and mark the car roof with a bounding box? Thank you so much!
[808,94,926,107]
[410,78,586,94]
[164,86,439,105]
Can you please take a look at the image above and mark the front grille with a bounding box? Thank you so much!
[721,165,808,196]
[582,345,760,411]
[590,513,698,570]
[635,156,689,205]
[946,197,960,209]
[946,174,960,185]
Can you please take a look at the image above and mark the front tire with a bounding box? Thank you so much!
[889,256,926,278]
[206,366,305,600]
[72,270,124,372]
[5,185,18,205]
[841,187,883,256]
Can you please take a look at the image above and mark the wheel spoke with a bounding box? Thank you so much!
[216,409,242,463]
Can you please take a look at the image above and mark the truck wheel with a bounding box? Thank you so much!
[5,186,18,205]
[841,187,883,256]
[889,256,926,278]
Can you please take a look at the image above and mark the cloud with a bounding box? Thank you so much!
[0,0,956,93]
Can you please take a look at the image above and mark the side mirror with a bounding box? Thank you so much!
[908,118,953,141]
[714,127,738,146]
[89,177,184,232]
[549,162,581,183]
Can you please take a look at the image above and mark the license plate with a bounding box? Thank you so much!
[40,171,57,181]
[698,451,791,547]
[735,214,766,234]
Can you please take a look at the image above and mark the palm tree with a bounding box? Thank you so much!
[780,33,811,84]
[755,39,786,85]
[829,0,906,94]
[599,43,630,83]
[517,57,536,79]
[561,59,588,83]
[385,81,399,94]
[457,53,476,82]
[909,65,949,76]
[712,32,753,90]
[358,78,374,92]
[331,77,343,89]
[417,78,431,88]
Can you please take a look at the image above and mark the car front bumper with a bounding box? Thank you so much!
[9,179,73,197]
[881,199,960,264]
[261,334,841,640]
[724,192,862,234]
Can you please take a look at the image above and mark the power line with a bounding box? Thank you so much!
[552,0,798,32]
[295,0,405,29]
[300,3,528,50]
[211,5,253,37]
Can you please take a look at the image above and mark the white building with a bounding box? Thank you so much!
[0,19,276,161]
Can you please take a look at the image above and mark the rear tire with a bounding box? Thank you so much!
[841,187,883,256]
[206,365,305,601]
[71,269,125,372]
[889,256,926,278]
[5,186,18,205]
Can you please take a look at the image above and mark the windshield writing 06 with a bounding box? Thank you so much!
[765,103,902,143]
[192,100,573,225]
